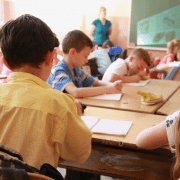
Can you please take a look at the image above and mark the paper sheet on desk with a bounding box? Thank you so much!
[91,119,133,135]
[86,93,123,101]
[123,80,150,86]
[81,116,133,136]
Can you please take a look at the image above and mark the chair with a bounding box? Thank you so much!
[164,66,180,80]
[28,172,54,180]
[86,57,103,80]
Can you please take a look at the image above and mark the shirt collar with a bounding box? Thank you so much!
[59,59,78,80]
[7,72,51,89]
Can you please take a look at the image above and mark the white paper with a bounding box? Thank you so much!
[168,62,180,67]
[81,116,99,129]
[91,119,133,135]
[86,93,123,101]
[123,80,150,86]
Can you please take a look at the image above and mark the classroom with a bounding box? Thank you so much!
[0,0,180,180]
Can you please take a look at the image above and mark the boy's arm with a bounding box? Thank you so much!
[108,73,141,83]
[136,120,168,150]
[65,80,122,98]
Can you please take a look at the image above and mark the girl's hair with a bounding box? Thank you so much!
[173,114,180,180]
[98,6,106,16]
[167,39,180,54]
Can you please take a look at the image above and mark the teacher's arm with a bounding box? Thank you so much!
[89,24,96,37]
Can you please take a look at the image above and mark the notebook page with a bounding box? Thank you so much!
[81,116,100,130]
[86,93,123,101]
[91,119,133,135]
[123,80,150,86]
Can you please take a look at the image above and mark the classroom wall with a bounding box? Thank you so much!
[1,0,166,58]
[2,0,131,51]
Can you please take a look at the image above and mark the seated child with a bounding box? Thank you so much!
[90,41,112,76]
[102,48,152,83]
[136,110,180,180]
[148,46,180,79]
[47,30,122,98]
[0,14,92,171]
[102,40,123,62]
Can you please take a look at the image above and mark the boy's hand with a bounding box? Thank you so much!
[138,70,147,77]
[111,80,122,93]
[75,99,83,116]
[131,75,141,82]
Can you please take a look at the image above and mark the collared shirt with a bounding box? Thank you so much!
[90,47,111,74]
[0,72,92,169]
[166,110,180,153]
[47,59,95,92]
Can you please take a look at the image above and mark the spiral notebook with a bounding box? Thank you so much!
[81,116,133,136]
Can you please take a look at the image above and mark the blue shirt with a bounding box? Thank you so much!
[47,60,95,92]
[92,18,111,46]
[90,47,111,74]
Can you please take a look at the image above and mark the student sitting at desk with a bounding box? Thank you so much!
[102,48,152,83]
[136,110,180,180]
[0,14,92,175]
[47,30,122,98]
[89,41,112,76]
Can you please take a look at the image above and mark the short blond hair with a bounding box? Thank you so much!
[98,6,106,16]
[167,39,180,54]
[130,48,151,67]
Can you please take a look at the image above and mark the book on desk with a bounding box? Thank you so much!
[81,116,133,136]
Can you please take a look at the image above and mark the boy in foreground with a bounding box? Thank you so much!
[102,48,152,83]
[0,14,92,173]
[47,30,122,98]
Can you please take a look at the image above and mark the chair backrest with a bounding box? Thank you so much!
[164,66,180,80]
[28,172,55,180]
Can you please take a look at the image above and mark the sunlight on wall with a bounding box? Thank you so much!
[13,0,131,42]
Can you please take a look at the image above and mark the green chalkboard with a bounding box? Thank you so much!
[130,0,180,48]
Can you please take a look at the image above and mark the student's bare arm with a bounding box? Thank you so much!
[136,120,168,150]
[166,56,174,64]
[108,73,141,83]
[64,81,122,98]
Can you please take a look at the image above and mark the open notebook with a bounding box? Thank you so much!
[81,116,133,136]
[86,93,123,101]
[123,80,150,86]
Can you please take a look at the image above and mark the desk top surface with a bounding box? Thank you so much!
[157,88,180,115]
[78,79,180,114]
[83,106,167,150]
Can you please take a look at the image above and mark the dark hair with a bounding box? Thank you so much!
[102,40,114,48]
[62,30,93,54]
[130,48,152,67]
[0,14,59,69]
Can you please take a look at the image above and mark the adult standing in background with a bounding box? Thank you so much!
[90,6,112,46]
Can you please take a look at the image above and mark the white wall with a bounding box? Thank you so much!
[4,0,131,45]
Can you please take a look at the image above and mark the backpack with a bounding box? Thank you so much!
[0,144,64,180]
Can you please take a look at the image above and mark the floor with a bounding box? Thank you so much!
[57,168,123,180]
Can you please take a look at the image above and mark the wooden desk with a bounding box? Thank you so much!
[59,107,172,179]
[78,79,180,114]
[157,88,180,115]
